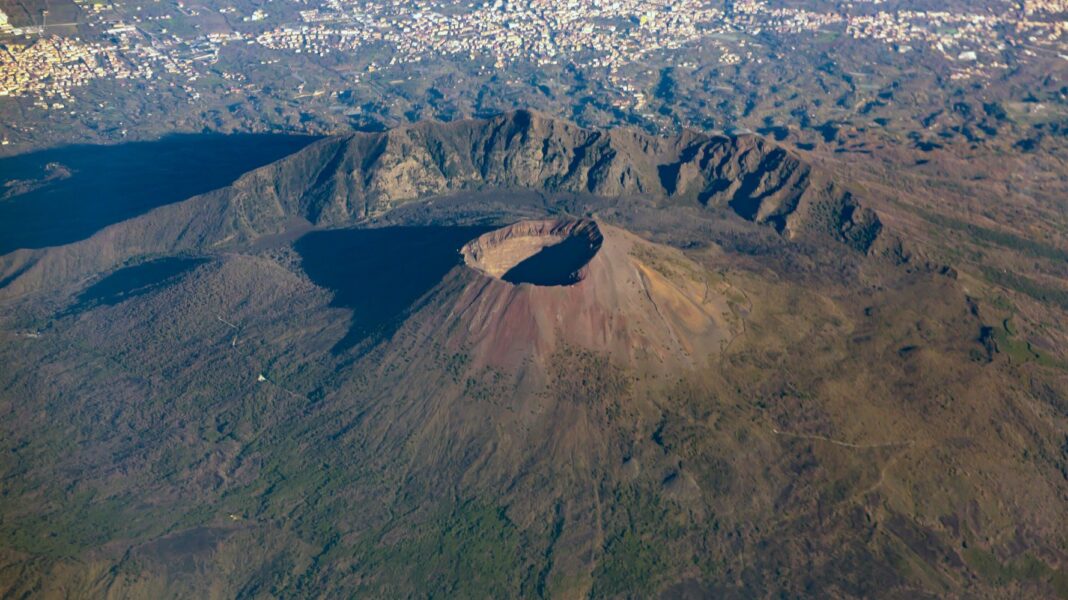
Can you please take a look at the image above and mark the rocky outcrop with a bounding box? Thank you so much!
[230,110,888,252]
[0,111,895,300]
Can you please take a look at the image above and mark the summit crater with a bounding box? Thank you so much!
[461,218,603,286]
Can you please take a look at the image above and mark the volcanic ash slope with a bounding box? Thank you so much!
[371,218,741,388]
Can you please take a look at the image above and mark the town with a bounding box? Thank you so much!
[1,0,1065,104]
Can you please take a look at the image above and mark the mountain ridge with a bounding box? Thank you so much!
[284,110,887,250]
[0,111,899,302]
[0,115,1066,599]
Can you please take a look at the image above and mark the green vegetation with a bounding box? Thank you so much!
[0,492,172,558]
[982,267,1068,312]
[549,345,631,405]
[444,351,471,383]
[964,547,1068,598]
[594,529,664,597]
[990,318,1059,367]
[351,499,525,597]
[592,485,681,597]
[915,205,1068,263]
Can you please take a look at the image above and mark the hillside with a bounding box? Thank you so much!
[0,111,893,301]
[0,115,1065,598]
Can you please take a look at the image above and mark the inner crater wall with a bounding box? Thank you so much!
[461,219,603,286]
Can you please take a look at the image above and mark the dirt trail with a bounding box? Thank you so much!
[770,427,914,449]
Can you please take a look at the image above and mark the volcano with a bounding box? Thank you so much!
[430,218,739,372]
[1,113,1066,599]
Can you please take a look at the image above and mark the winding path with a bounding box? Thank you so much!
[770,427,914,449]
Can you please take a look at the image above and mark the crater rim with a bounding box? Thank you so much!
[460,218,603,287]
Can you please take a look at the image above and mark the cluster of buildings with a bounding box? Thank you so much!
[253,0,1065,76]
[0,18,239,102]
[1,0,1066,102]
[1022,0,1068,15]
[844,8,1065,78]
[0,37,139,101]
[0,30,222,102]
[256,0,728,71]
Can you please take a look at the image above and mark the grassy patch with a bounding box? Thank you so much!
[980,318,1063,369]
[592,485,686,597]
[351,499,524,597]
[964,547,1068,598]
[593,529,664,597]
[0,492,171,557]
[913,206,1068,263]
[981,267,1068,313]
[991,319,1050,365]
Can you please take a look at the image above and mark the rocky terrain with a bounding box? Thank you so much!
[461,218,603,284]
[449,218,736,371]
[0,111,893,302]
[0,113,1066,598]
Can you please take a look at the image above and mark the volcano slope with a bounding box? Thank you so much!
[0,112,1066,599]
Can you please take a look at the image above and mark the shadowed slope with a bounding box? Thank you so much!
[0,134,317,254]
[294,225,491,353]
[68,256,209,313]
